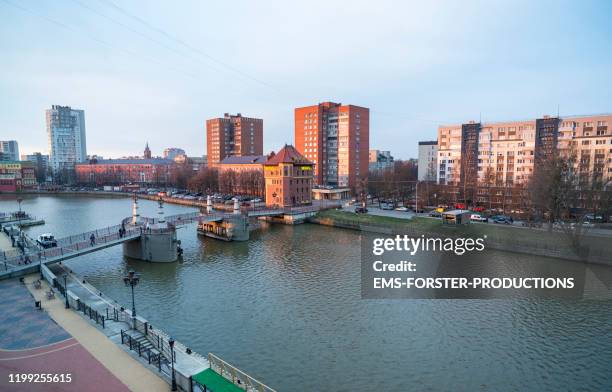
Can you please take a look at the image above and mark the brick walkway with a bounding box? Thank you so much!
[0,276,168,391]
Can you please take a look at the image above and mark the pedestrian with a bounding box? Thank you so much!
[90,233,96,246]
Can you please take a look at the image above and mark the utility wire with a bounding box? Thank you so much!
[99,0,279,91]
[0,0,200,80]
[68,0,252,84]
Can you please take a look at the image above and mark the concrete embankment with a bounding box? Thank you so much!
[308,212,611,266]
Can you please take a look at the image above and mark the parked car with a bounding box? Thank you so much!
[492,215,513,224]
[472,206,486,212]
[37,233,58,248]
[395,206,409,212]
[584,214,603,223]
[380,203,394,210]
[470,214,488,222]
[355,206,368,214]
[429,211,442,218]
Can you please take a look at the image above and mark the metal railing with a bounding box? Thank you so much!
[1,226,142,273]
[208,353,277,392]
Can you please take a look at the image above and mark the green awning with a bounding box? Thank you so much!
[192,368,244,392]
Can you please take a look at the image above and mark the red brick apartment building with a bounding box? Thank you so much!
[206,113,263,167]
[295,102,369,190]
[264,145,313,208]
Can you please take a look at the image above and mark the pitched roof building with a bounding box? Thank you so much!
[264,145,313,208]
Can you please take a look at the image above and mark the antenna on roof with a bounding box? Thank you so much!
[557,104,560,118]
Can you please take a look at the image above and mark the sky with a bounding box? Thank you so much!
[1,0,611,160]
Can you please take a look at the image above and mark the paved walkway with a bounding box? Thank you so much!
[4,275,169,392]
[0,232,13,253]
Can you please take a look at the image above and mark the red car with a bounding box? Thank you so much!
[473,206,485,212]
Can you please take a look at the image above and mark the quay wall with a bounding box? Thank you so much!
[308,215,612,267]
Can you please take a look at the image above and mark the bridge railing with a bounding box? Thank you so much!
[1,225,143,273]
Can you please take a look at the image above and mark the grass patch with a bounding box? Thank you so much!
[314,209,600,249]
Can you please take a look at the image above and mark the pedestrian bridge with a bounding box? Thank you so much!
[0,212,200,280]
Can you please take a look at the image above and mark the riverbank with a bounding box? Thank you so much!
[310,209,611,265]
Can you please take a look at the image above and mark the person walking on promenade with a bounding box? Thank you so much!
[90,233,96,246]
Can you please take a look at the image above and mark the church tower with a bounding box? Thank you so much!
[144,142,152,159]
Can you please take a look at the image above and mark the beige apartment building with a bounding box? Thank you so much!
[437,114,612,188]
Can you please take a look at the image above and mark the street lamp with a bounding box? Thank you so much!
[39,253,44,280]
[123,270,140,330]
[63,274,69,309]
[169,337,177,391]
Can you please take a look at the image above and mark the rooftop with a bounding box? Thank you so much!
[219,155,267,165]
[79,158,173,165]
[265,145,312,165]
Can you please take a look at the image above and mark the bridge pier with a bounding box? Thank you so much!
[123,198,180,262]
[122,230,179,262]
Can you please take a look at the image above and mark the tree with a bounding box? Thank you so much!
[187,168,219,194]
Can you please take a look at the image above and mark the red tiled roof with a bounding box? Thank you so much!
[265,145,312,165]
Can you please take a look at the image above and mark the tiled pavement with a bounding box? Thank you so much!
[0,279,70,350]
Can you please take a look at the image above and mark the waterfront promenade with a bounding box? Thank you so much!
[0,276,168,391]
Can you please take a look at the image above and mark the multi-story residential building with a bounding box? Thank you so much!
[264,145,313,208]
[0,141,19,161]
[369,150,394,172]
[0,161,37,192]
[417,141,438,181]
[206,113,263,167]
[46,105,87,176]
[21,153,49,183]
[295,102,369,189]
[436,114,612,188]
[163,147,185,160]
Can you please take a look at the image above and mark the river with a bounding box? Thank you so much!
[1,194,611,391]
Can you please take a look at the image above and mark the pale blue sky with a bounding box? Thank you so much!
[1,0,611,159]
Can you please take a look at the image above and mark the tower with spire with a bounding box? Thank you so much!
[144,142,151,159]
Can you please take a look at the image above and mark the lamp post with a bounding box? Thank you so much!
[63,274,69,309]
[16,197,23,228]
[123,270,140,330]
[169,337,177,391]
[39,253,44,280]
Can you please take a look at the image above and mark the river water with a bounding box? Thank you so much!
[1,195,611,391]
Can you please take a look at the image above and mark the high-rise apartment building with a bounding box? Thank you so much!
[417,141,438,181]
[206,113,263,167]
[0,141,19,161]
[46,105,87,175]
[294,102,369,189]
[436,114,612,187]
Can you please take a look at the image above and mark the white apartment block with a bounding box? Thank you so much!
[46,105,87,174]
[417,141,437,181]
